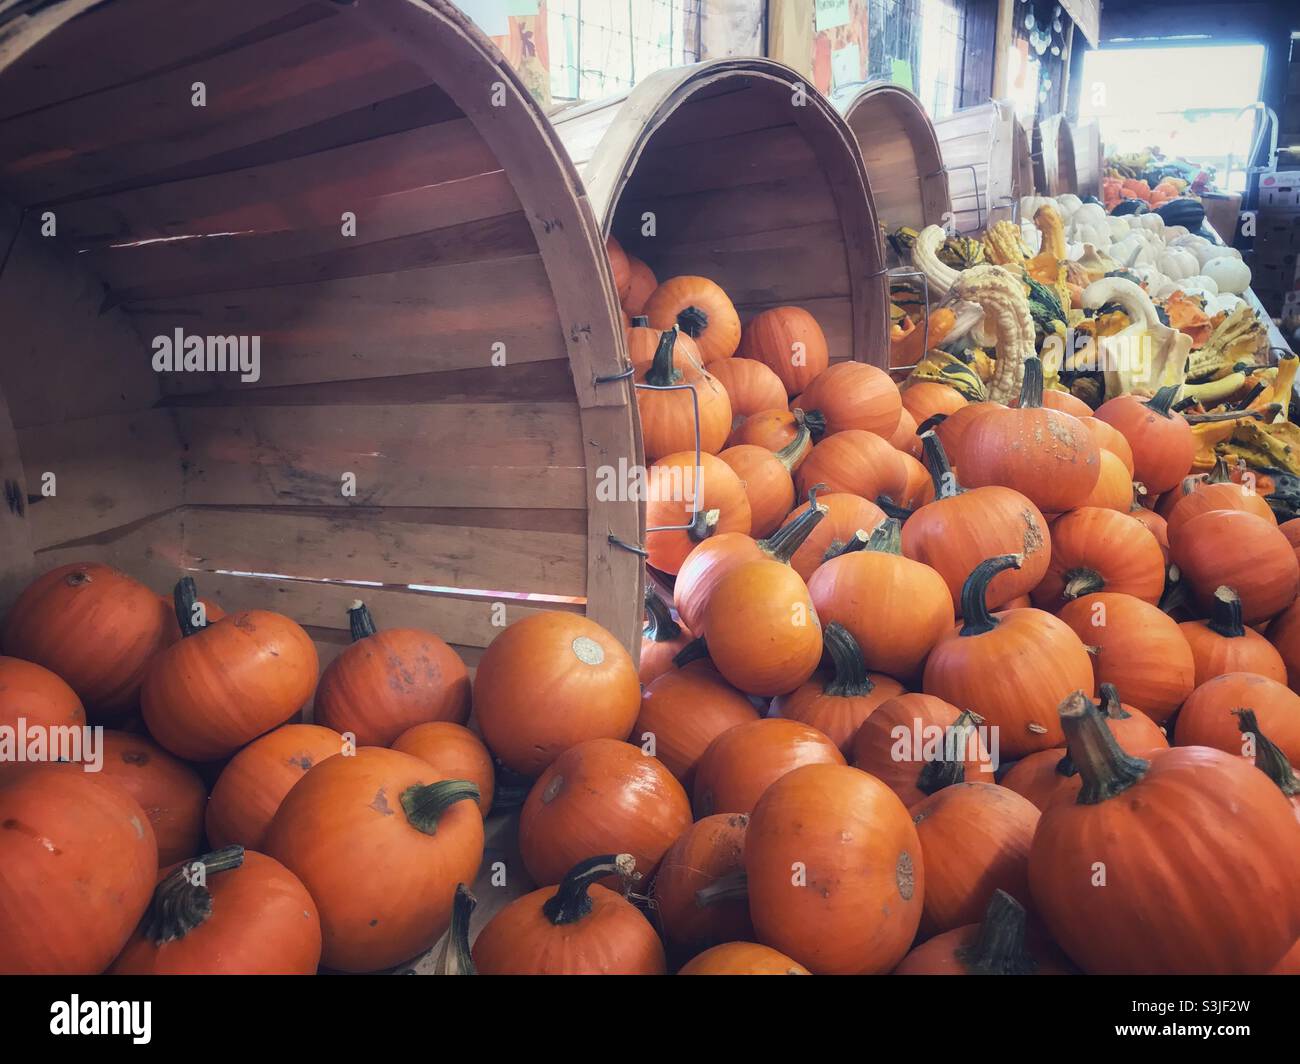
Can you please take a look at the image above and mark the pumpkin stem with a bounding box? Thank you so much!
[875,495,915,521]
[143,845,244,945]
[673,637,710,668]
[1058,690,1149,803]
[821,622,876,697]
[760,499,828,564]
[916,709,982,795]
[794,406,828,441]
[915,412,949,435]
[1207,586,1246,638]
[694,868,749,908]
[433,884,477,975]
[774,424,812,471]
[643,327,684,388]
[1098,683,1133,720]
[630,315,650,327]
[687,508,721,544]
[1062,567,1105,600]
[1207,458,1232,485]
[1158,564,1189,615]
[542,854,637,925]
[920,431,963,499]
[643,585,682,642]
[824,529,873,560]
[1234,708,1300,798]
[959,555,1023,637]
[1017,356,1045,409]
[1144,385,1181,419]
[954,889,1039,975]
[401,779,481,836]
[347,600,378,642]
[172,576,205,639]
[676,305,709,338]
[865,517,903,555]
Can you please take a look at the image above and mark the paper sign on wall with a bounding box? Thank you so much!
[815,0,850,32]
[890,58,914,92]
[831,43,862,89]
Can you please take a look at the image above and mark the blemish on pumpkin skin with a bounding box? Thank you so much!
[288,754,314,771]
[2,818,62,854]
[369,919,380,927]
[1021,512,1044,554]
[370,788,394,815]
[234,614,257,632]
[895,851,915,900]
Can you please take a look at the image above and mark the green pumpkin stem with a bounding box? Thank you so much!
[434,884,477,975]
[347,600,378,642]
[172,576,204,639]
[954,889,1039,975]
[1207,586,1246,638]
[643,585,682,643]
[1234,708,1300,798]
[916,709,983,795]
[673,637,710,668]
[694,867,749,908]
[1098,683,1132,720]
[774,424,812,470]
[542,854,637,925]
[630,315,650,328]
[1207,457,1232,485]
[677,306,709,338]
[875,496,915,521]
[761,498,827,564]
[1062,568,1105,601]
[796,407,828,441]
[920,430,963,499]
[143,845,245,946]
[1058,690,1150,803]
[401,779,481,836]
[687,508,721,544]
[821,622,876,697]
[644,327,683,388]
[1018,356,1045,409]
[866,517,903,555]
[959,555,1023,636]
[1144,385,1181,418]
[823,529,871,561]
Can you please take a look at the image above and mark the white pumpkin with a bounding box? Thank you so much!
[1069,218,1110,247]
[1164,225,1190,241]
[1130,264,1169,290]
[1205,292,1245,316]
[1073,203,1107,228]
[1156,248,1199,280]
[1181,274,1220,295]
[1202,256,1251,295]
[1111,232,1156,267]
[1105,216,1130,242]
[1021,222,1042,254]
[1055,194,1083,219]
[1191,242,1228,269]
[1133,214,1166,234]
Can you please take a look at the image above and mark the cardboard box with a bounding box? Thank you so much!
[1259,170,1300,210]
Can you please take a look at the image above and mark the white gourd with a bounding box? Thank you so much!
[1181,274,1219,295]
[1155,248,1199,280]
[1190,242,1224,269]
[1164,226,1189,241]
[1073,203,1106,228]
[1105,216,1130,242]
[1202,256,1251,295]
[1133,214,1165,234]
[1205,293,1245,316]
[1055,194,1082,218]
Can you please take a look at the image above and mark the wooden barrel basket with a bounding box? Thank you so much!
[836,82,951,239]
[552,59,889,369]
[0,0,645,670]
[934,99,1033,234]
[1032,113,1079,197]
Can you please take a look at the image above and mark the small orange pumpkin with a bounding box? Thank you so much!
[1170,509,1300,624]
[1030,506,1165,610]
[636,325,733,460]
[1175,671,1300,766]
[852,695,988,807]
[650,813,752,955]
[678,941,810,975]
[797,361,903,439]
[719,429,809,537]
[92,731,206,867]
[391,721,495,817]
[711,357,788,436]
[645,275,742,364]
[785,487,886,583]
[736,306,830,394]
[894,889,1072,975]
[622,255,657,316]
[639,584,694,686]
[1179,586,1288,687]
[693,717,845,817]
[645,451,753,575]
[0,655,84,733]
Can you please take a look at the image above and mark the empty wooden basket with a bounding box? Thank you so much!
[1033,113,1079,197]
[934,99,1034,233]
[0,0,645,664]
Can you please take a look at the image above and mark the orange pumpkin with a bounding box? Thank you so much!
[141,579,318,762]
[807,518,953,679]
[1094,386,1196,494]
[728,408,814,467]
[264,747,484,972]
[910,783,1040,939]
[796,361,903,439]
[1,562,166,721]
[1128,493,1170,558]
[645,451,753,575]
[0,764,157,973]
[518,738,691,887]
[634,663,759,787]
[1269,597,1300,690]
[0,655,84,733]
[888,405,924,459]
[784,488,886,582]
[794,429,908,503]
[1170,509,1299,624]
[650,813,752,954]
[627,315,704,368]
[955,358,1100,512]
[693,717,845,817]
[314,601,470,748]
[923,555,1094,758]
[205,723,344,851]
[1079,415,1135,474]
[1235,707,1300,821]
[736,306,830,394]
[719,430,809,537]
[473,854,666,975]
[701,558,823,697]
[622,255,657,316]
[1057,592,1195,723]
[678,941,810,975]
[640,584,694,686]
[745,763,923,974]
[636,325,733,460]
[1175,671,1300,766]
[473,611,639,777]
[901,432,1051,613]
[894,889,1072,975]
[391,722,495,817]
[1165,462,1276,537]
[712,355,788,436]
[645,275,742,364]
[1179,585,1288,687]
[1039,388,1093,418]
[1030,506,1165,610]
[771,622,906,754]
[901,381,968,425]
[1029,692,1300,974]
[109,847,321,975]
[606,234,632,301]
[852,694,989,807]
[1078,448,1135,511]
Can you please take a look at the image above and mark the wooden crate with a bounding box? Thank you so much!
[1032,114,1079,197]
[934,99,1034,234]
[551,59,889,369]
[836,82,951,236]
[0,0,645,671]
[1072,118,1104,199]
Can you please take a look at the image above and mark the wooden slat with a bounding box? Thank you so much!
[625,124,818,201]
[30,509,188,594]
[0,198,34,608]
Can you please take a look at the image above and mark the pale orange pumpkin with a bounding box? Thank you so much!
[736,306,830,395]
[645,276,742,364]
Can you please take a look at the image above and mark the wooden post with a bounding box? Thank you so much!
[766,0,814,80]
[991,0,1015,100]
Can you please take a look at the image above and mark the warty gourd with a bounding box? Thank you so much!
[953,266,1037,404]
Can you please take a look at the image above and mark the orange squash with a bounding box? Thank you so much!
[392,722,495,817]
[678,941,810,975]
[473,611,640,777]
[606,234,632,301]
[735,306,830,394]
[636,325,733,460]
[1079,415,1135,474]
[784,488,886,583]
[719,430,810,537]
[1170,509,1299,624]
[645,451,753,575]
[1175,671,1300,766]
[888,405,924,459]
[711,357,788,436]
[1179,586,1288,687]
[1165,461,1277,536]
[852,694,989,807]
[796,361,903,439]
[794,429,909,503]
[1269,597,1300,690]
[728,408,814,466]
[1094,386,1195,495]
[1030,506,1165,610]
[1235,707,1300,821]
[1078,448,1134,511]
[650,813,752,955]
[622,255,657,316]
[901,381,968,426]
[693,717,844,817]
[645,275,742,364]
